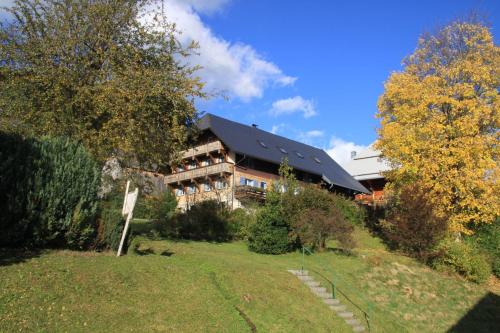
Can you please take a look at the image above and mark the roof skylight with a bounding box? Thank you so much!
[295,151,304,158]
[257,140,268,148]
[279,147,288,154]
[314,157,321,164]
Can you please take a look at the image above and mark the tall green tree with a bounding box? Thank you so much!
[0,0,206,169]
[376,19,499,234]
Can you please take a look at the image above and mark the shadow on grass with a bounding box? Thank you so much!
[447,292,500,333]
[325,247,354,256]
[0,248,42,267]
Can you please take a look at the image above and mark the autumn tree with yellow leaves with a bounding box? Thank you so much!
[376,19,499,235]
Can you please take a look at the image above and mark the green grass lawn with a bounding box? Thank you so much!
[0,221,498,332]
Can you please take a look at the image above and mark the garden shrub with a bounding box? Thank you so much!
[169,200,231,242]
[248,205,291,254]
[228,208,256,240]
[283,184,357,251]
[432,238,492,284]
[293,208,355,251]
[468,220,500,277]
[96,207,127,251]
[380,183,447,261]
[0,133,101,249]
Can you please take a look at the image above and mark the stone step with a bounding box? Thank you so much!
[352,325,365,332]
[324,298,340,305]
[338,311,354,319]
[345,319,361,326]
[315,291,332,298]
[330,304,346,312]
[297,275,314,282]
[310,286,327,294]
[288,269,309,276]
[304,281,321,287]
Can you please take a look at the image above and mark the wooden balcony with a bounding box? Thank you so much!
[182,141,224,159]
[165,162,233,184]
[234,185,267,202]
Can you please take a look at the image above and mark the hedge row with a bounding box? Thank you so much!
[0,133,101,249]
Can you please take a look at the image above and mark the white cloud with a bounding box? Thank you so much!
[148,0,296,101]
[326,137,369,167]
[178,0,231,15]
[271,123,285,134]
[270,96,317,118]
[297,130,324,145]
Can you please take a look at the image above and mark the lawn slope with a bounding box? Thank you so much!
[0,223,498,332]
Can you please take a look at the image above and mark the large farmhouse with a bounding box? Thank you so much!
[163,113,368,210]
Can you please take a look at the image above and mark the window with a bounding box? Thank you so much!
[278,147,288,154]
[201,159,211,167]
[176,165,185,172]
[175,188,184,197]
[215,179,226,190]
[313,157,321,164]
[240,177,256,187]
[187,161,197,170]
[203,182,211,192]
[186,184,196,194]
[257,140,268,148]
[214,155,224,163]
[295,151,304,159]
[260,181,267,190]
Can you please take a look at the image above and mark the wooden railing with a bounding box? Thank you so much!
[181,141,224,159]
[164,162,233,184]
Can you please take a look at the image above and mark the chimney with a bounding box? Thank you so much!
[351,151,357,159]
[252,124,258,128]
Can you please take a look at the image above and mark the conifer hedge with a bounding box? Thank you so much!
[0,133,101,249]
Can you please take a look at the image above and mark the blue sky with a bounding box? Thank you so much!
[1,0,499,165]
[161,0,499,164]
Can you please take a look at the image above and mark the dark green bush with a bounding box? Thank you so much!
[432,238,492,284]
[0,133,38,245]
[168,200,231,242]
[248,205,291,254]
[0,134,101,249]
[96,208,126,251]
[468,220,500,277]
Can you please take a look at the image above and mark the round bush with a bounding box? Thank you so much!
[248,205,291,254]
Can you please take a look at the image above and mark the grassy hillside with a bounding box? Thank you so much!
[0,222,498,332]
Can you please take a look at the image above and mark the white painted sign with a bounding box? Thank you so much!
[117,180,139,257]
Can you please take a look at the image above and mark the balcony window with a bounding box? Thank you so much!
[201,159,211,167]
[176,165,185,172]
[187,161,197,170]
[175,188,184,197]
[203,182,211,192]
[260,181,267,190]
[214,155,224,163]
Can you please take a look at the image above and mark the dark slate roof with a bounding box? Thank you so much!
[198,113,369,193]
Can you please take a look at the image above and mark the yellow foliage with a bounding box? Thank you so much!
[376,20,500,234]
